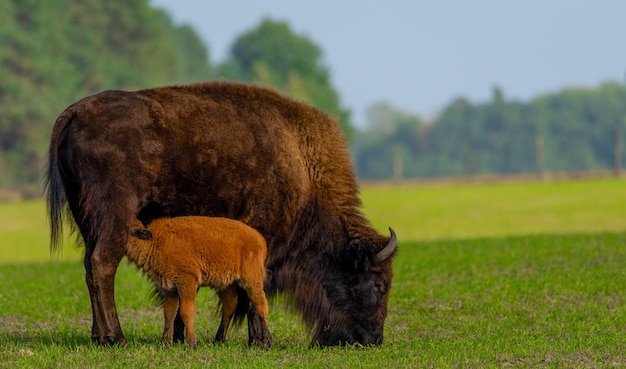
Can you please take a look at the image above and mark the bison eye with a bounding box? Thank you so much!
[373,278,388,296]
[358,277,387,307]
[375,283,386,295]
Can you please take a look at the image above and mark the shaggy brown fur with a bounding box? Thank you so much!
[45,81,397,347]
[125,217,271,348]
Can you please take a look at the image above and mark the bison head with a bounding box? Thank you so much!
[314,228,397,346]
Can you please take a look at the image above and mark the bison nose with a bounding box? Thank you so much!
[356,329,384,346]
[372,331,384,345]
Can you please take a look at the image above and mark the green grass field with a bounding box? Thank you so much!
[1,178,625,368]
[361,178,626,241]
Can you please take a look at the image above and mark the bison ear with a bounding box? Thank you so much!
[341,239,373,273]
[131,228,153,240]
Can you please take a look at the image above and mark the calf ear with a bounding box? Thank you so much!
[131,228,153,240]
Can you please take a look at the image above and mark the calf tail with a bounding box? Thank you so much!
[150,287,165,306]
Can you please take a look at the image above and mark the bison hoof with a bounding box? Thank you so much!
[92,335,128,347]
[249,335,273,349]
[213,336,226,345]
[109,335,129,347]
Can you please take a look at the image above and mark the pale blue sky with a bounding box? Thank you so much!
[151,0,626,126]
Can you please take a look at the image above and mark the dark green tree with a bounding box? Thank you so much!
[0,0,212,188]
[218,18,353,140]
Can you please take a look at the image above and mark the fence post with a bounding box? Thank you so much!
[392,144,403,182]
[535,135,545,180]
[465,141,475,178]
[613,131,622,177]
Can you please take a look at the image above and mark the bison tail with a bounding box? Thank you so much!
[44,109,74,255]
[44,153,67,255]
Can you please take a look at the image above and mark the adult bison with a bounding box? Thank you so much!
[45,81,397,347]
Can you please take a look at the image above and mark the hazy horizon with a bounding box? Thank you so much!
[151,0,626,126]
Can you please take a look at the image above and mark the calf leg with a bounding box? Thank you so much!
[214,285,238,343]
[173,287,199,342]
[177,281,199,349]
[161,292,179,343]
[244,281,272,348]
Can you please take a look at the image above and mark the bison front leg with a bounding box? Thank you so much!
[87,241,128,346]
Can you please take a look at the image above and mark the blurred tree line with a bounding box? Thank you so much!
[2,0,624,190]
[353,83,626,180]
[0,0,349,190]
[0,0,211,188]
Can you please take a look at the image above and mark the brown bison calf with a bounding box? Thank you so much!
[124,216,271,348]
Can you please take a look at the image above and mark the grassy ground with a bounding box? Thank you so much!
[1,233,625,368]
[1,178,625,368]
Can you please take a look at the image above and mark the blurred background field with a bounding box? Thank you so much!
[1,177,625,263]
[361,177,626,242]
[0,200,82,263]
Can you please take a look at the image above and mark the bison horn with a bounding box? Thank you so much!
[375,227,397,264]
